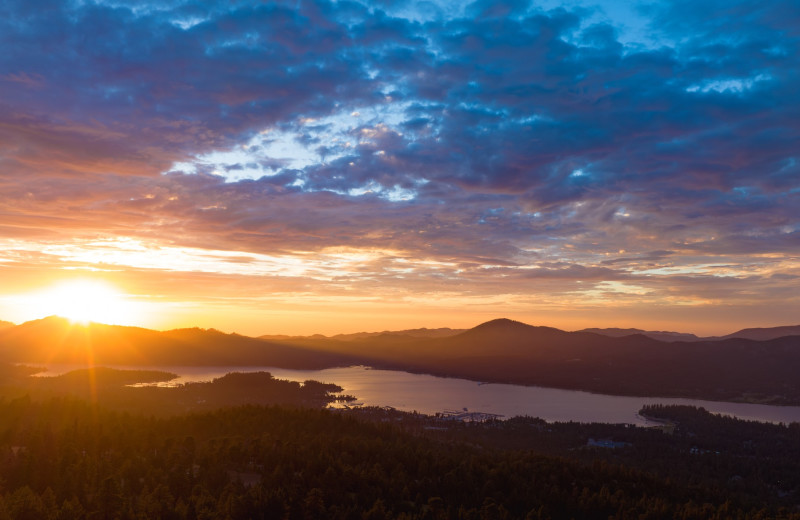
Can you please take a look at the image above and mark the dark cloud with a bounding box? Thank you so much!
[0,0,798,323]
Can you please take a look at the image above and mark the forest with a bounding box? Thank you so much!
[0,364,799,518]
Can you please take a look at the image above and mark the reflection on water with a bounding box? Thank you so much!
[35,364,800,425]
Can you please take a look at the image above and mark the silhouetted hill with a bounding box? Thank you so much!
[260,327,464,342]
[306,318,800,404]
[183,318,800,404]
[332,327,465,341]
[259,333,328,341]
[581,327,701,342]
[5,316,800,404]
[397,322,800,404]
[458,318,554,339]
[583,325,800,342]
[0,316,358,368]
[257,320,800,346]
[413,318,628,361]
[0,320,14,330]
[718,325,800,341]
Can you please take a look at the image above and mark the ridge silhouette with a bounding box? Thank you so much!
[2,316,800,404]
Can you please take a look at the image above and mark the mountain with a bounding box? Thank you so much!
[311,318,800,405]
[418,322,800,404]
[260,320,800,346]
[718,325,800,341]
[0,320,14,330]
[4,316,800,405]
[580,327,701,342]
[458,317,556,340]
[0,316,359,368]
[331,327,465,341]
[260,327,464,342]
[583,325,800,342]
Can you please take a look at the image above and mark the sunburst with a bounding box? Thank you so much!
[31,279,141,326]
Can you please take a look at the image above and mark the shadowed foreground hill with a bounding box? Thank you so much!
[4,399,799,519]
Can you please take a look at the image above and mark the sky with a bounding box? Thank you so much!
[0,0,798,336]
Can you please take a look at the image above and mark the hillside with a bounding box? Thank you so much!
[581,327,701,342]
[260,326,464,342]
[581,324,800,342]
[4,400,799,519]
[718,324,800,341]
[250,318,800,404]
[419,325,800,403]
[0,316,359,368]
[3,317,800,404]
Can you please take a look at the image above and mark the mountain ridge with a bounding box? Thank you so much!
[260,327,464,342]
[0,316,359,368]
[3,316,800,404]
[0,319,15,330]
[7,315,800,347]
[255,319,800,344]
[584,324,800,342]
[717,325,800,341]
[580,327,701,342]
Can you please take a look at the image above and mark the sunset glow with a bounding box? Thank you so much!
[16,280,144,327]
[3,3,800,518]
[0,0,798,337]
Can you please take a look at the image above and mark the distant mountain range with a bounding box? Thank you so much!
[0,316,360,368]
[2,316,800,404]
[713,325,800,341]
[260,327,464,342]
[262,323,800,343]
[579,328,702,342]
[582,325,800,342]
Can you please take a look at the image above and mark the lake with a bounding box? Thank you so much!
[36,364,800,425]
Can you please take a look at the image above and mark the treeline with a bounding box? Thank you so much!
[388,405,800,513]
[0,398,799,519]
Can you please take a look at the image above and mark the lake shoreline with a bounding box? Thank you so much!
[24,363,800,426]
[29,361,800,408]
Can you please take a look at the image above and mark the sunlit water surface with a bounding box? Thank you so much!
[35,364,800,426]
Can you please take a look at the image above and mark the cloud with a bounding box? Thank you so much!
[0,0,799,330]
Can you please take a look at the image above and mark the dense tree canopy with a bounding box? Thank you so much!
[0,397,798,519]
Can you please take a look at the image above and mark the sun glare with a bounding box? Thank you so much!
[31,280,141,325]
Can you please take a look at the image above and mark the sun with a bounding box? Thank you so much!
[33,279,141,326]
